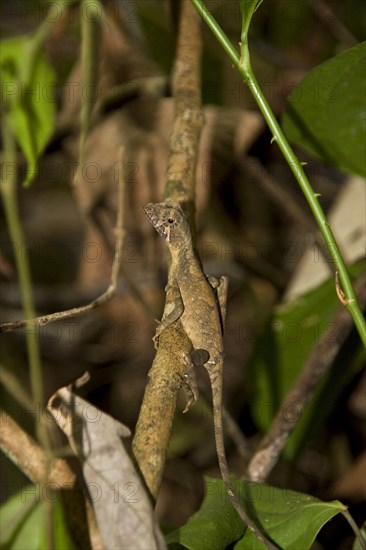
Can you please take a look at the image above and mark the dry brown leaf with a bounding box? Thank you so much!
[48,387,166,550]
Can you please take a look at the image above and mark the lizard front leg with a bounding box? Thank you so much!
[153,282,201,412]
[153,283,184,349]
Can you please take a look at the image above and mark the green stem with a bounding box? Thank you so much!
[191,0,366,347]
[22,2,66,84]
[78,0,103,175]
[341,510,366,550]
[1,117,47,441]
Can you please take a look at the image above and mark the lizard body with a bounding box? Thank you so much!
[144,201,275,549]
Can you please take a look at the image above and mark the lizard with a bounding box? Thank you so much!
[144,200,276,549]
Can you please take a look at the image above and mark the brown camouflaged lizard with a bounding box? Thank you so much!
[144,200,276,549]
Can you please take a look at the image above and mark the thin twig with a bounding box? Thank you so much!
[0,290,113,331]
[243,157,315,232]
[247,271,366,483]
[310,0,358,48]
[0,364,34,410]
[224,406,251,464]
[243,158,330,255]
[0,148,126,333]
[198,387,251,463]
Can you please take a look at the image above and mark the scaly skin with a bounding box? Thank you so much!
[144,201,276,549]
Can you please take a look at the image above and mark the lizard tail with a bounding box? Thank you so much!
[212,393,278,549]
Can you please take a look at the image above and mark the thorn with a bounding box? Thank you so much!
[300,161,308,166]
[314,193,321,197]
[72,371,90,389]
[270,136,277,144]
[335,271,354,306]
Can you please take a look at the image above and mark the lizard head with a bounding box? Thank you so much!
[144,201,190,247]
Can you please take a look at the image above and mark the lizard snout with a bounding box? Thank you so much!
[144,203,169,240]
[143,203,159,226]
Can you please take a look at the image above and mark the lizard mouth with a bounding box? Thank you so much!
[143,204,170,240]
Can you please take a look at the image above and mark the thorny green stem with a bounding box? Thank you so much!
[191,0,366,347]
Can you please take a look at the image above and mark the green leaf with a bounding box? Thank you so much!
[234,485,346,550]
[0,36,56,186]
[282,42,366,178]
[249,262,366,458]
[166,478,245,549]
[0,488,40,548]
[240,0,264,38]
[166,478,346,550]
[0,486,75,549]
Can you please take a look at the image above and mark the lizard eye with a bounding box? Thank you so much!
[168,218,174,224]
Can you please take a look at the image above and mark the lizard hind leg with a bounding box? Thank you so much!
[182,352,200,413]
[182,348,209,413]
[183,349,210,412]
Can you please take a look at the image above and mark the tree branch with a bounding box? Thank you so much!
[132,0,203,498]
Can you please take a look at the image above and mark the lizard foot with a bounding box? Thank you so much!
[206,274,220,288]
[182,353,199,413]
[152,321,163,350]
